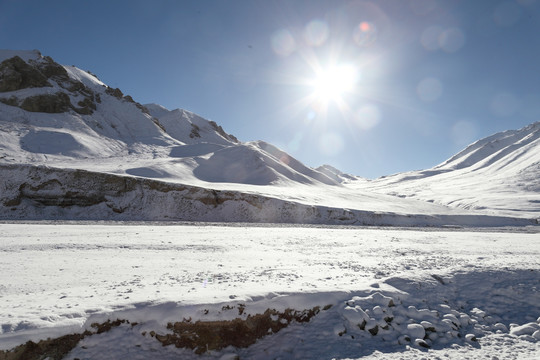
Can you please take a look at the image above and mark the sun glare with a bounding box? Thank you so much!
[311,64,358,103]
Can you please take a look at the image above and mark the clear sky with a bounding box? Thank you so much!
[1,0,539,178]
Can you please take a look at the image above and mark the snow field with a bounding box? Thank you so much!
[0,223,538,359]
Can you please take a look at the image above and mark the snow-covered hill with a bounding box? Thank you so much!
[354,122,540,219]
[0,50,336,186]
[0,49,538,225]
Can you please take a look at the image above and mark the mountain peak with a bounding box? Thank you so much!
[0,50,341,189]
[0,49,42,63]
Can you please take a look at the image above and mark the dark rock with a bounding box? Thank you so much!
[368,324,379,336]
[0,56,51,92]
[34,56,69,79]
[75,97,97,115]
[105,87,123,98]
[190,124,201,138]
[358,319,367,330]
[416,339,431,348]
[209,120,238,142]
[0,96,18,107]
[20,93,71,113]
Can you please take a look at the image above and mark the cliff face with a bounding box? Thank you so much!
[1,163,535,226]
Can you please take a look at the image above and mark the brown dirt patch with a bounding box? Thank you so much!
[154,306,322,354]
[0,333,89,360]
[0,306,329,358]
[0,320,127,360]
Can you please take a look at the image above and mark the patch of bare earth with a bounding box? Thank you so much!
[0,306,328,358]
[0,319,127,360]
[152,306,324,354]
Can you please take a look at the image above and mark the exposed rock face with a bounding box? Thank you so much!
[34,55,69,78]
[75,96,97,115]
[105,86,123,99]
[209,120,239,143]
[0,96,18,107]
[0,56,51,92]
[0,54,100,115]
[190,123,201,138]
[20,93,72,113]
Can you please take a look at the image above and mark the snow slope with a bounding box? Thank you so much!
[350,122,540,219]
[1,49,539,225]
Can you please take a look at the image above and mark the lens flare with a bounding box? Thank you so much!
[353,21,377,47]
[421,26,444,51]
[438,28,465,53]
[271,29,296,57]
[304,20,329,47]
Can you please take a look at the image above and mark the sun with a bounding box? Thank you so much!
[311,64,358,104]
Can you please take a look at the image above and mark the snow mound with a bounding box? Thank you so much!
[157,108,238,146]
[21,129,86,155]
[193,145,280,185]
[316,164,360,183]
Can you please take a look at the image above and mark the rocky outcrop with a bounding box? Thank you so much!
[0,54,100,115]
[33,55,69,78]
[0,56,101,115]
[105,86,123,99]
[0,56,51,92]
[209,120,239,143]
[20,92,72,113]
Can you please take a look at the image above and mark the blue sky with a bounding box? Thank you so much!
[1,0,539,178]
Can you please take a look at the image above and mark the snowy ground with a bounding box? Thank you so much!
[0,222,539,359]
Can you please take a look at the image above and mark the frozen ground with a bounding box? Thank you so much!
[0,223,539,359]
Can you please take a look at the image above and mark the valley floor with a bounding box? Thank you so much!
[0,223,539,359]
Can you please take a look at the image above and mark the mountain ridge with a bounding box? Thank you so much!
[0,49,339,187]
[357,121,540,218]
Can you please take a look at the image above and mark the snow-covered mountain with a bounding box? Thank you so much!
[0,50,538,225]
[355,122,540,219]
[0,50,337,186]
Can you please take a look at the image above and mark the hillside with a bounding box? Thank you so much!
[354,122,540,219]
[0,49,538,226]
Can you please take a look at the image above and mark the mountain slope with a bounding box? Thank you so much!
[0,49,337,187]
[353,122,540,218]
